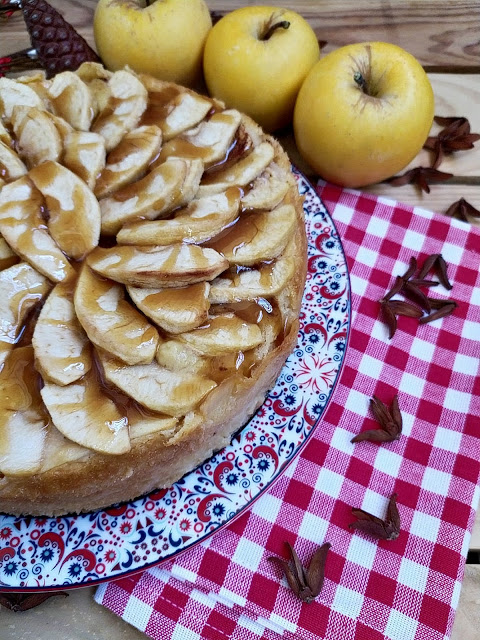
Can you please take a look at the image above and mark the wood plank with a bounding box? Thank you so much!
[1,1,479,68]
[450,565,480,640]
[0,586,146,640]
[470,507,480,551]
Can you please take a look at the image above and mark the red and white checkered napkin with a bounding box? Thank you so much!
[95,181,480,640]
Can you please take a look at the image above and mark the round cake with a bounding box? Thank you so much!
[0,63,307,516]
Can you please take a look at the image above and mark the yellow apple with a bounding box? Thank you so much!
[203,6,320,132]
[93,0,212,88]
[293,42,435,188]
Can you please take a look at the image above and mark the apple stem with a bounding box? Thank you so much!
[261,20,290,41]
[353,71,368,94]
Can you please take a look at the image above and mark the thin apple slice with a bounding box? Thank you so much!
[209,204,296,265]
[41,370,131,456]
[156,339,207,374]
[127,281,210,334]
[91,69,148,152]
[100,156,203,235]
[0,236,19,271]
[98,352,217,418]
[0,120,11,145]
[74,264,159,365]
[128,405,177,441]
[139,76,213,140]
[197,141,275,196]
[94,125,162,199]
[76,62,113,83]
[0,140,27,182]
[0,262,50,367]
[241,162,291,210]
[88,244,228,288]
[0,176,75,283]
[209,236,296,303]
[63,131,106,190]
[117,188,241,246]
[28,161,101,260]
[40,424,91,473]
[48,70,94,131]
[0,76,45,121]
[0,346,49,476]
[179,313,262,356]
[158,110,242,165]
[32,281,92,386]
[11,106,62,168]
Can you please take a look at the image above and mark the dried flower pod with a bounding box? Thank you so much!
[352,394,402,443]
[419,301,458,324]
[445,198,480,222]
[268,541,331,604]
[387,166,453,194]
[349,493,400,541]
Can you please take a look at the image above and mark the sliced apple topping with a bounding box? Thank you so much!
[91,69,148,152]
[0,140,27,182]
[0,176,75,283]
[210,204,296,265]
[88,244,228,288]
[48,71,94,131]
[139,77,213,140]
[0,77,45,121]
[74,264,159,365]
[39,424,91,473]
[0,119,11,145]
[127,405,178,441]
[117,188,241,246]
[241,163,291,210]
[28,161,101,260]
[159,109,242,165]
[179,313,263,356]
[128,281,210,334]
[11,106,63,168]
[100,156,203,235]
[94,124,163,199]
[198,141,275,196]
[209,236,296,303]
[32,281,92,386]
[0,346,48,476]
[99,352,217,418]
[41,370,131,455]
[0,236,19,271]
[0,262,50,367]
[156,339,207,374]
[63,131,106,190]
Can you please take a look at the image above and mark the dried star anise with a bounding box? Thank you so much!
[445,198,480,222]
[387,166,453,194]
[351,395,402,443]
[349,493,400,541]
[0,591,68,612]
[379,253,457,337]
[424,116,480,169]
[268,541,331,604]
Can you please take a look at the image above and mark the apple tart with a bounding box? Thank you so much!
[0,63,307,516]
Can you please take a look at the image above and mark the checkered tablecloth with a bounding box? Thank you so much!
[95,181,480,640]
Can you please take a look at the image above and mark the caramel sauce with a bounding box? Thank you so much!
[208,210,260,256]
[0,160,10,181]
[139,87,182,126]
[92,96,124,132]
[143,281,207,314]
[0,345,49,453]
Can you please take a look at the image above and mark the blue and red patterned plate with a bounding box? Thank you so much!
[0,171,351,590]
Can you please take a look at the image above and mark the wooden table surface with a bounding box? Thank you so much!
[1,1,479,638]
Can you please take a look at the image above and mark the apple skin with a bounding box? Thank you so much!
[293,42,435,188]
[93,0,212,88]
[203,6,320,132]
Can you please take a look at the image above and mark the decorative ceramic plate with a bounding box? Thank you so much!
[0,171,351,591]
